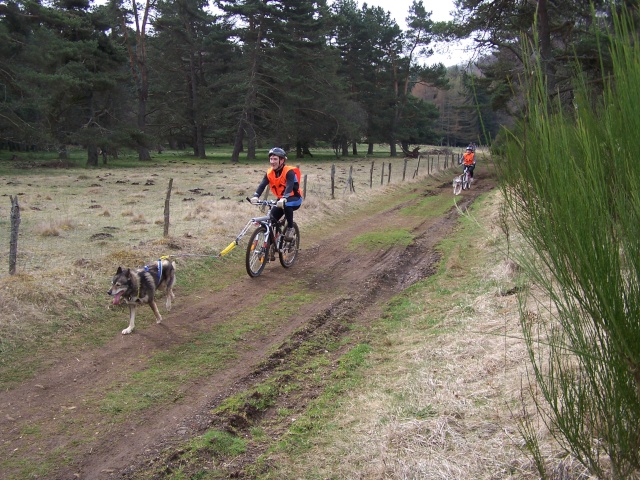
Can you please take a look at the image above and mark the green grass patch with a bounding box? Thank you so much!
[349,228,413,251]
[2,457,55,479]
[193,429,247,457]
[400,190,456,217]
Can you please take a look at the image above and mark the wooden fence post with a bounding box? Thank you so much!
[387,162,391,184]
[331,164,336,199]
[414,155,421,178]
[9,195,20,275]
[369,161,374,188]
[380,162,385,186]
[163,178,173,237]
[402,158,408,181]
[344,165,355,193]
[295,163,307,199]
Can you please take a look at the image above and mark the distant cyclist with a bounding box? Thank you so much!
[250,147,302,241]
[462,145,476,182]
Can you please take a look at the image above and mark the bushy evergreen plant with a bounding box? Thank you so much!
[498,7,640,479]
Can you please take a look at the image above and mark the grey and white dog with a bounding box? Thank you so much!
[108,258,176,334]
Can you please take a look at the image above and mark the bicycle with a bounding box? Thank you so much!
[453,165,472,195]
[221,198,300,277]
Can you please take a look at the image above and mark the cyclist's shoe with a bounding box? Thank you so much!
[284,227,295,241]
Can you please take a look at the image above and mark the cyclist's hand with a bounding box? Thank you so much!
[250,196,259,205]
[276,197,287,208]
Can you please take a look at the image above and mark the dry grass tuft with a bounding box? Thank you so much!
[34,217,75,236]
[130,213,147,224]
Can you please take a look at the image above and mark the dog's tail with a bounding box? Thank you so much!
[166,260,176,290]
[158,257,176,287]
[159,257,176,310]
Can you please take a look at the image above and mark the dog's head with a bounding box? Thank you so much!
[108,266,132,304]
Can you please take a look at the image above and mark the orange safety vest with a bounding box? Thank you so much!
[463,151,475,166]
[266,165,301,198]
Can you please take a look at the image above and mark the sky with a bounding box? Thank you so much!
[362,0,474,66]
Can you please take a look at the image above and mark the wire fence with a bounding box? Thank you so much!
[0,151,463,278]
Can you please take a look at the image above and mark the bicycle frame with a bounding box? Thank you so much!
[231,201,282,249]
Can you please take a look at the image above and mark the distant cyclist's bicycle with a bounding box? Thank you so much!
[221,198,300,277]
[453,165,472,195]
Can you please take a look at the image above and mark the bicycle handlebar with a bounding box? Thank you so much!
[246,197,276,206]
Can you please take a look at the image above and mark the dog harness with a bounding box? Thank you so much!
[143,260,163,283]
[130,260,162,301]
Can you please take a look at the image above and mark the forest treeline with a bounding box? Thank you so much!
[0,0,634,163]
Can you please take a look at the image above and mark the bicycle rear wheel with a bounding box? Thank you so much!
[279,223,300,268]
[246,226,268,277]
[453,177,462,195]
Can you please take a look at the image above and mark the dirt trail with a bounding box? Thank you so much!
[0,172,495,479]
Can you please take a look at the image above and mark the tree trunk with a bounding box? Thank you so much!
[188,51,206,159]
[119,0,153,161]
[231,118,245,163]
[246,111,256,160]
[137,95,151,161]
[368,142,374,155]
[389,137,397,157]
[58,145,68,160]
[536,0,556,93]
[87,144,99,166]
[352,141,358,156]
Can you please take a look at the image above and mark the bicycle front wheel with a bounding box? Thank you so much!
[462,172,470,190]
[453,177,462,195]
[279,223,300,268]
[246,226,269,277]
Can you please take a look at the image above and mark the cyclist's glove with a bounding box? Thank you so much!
[250,195,259,205]
[276,197,287,208]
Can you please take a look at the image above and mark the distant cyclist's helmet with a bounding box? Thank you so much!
[268,147,287,159]
[466,146,473,151]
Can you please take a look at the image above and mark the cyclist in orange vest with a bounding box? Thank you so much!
[462,146,476,182]
[250,147,303,240]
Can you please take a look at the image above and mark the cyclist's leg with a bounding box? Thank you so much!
[283,198,302,229]
[270,206,284,224]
